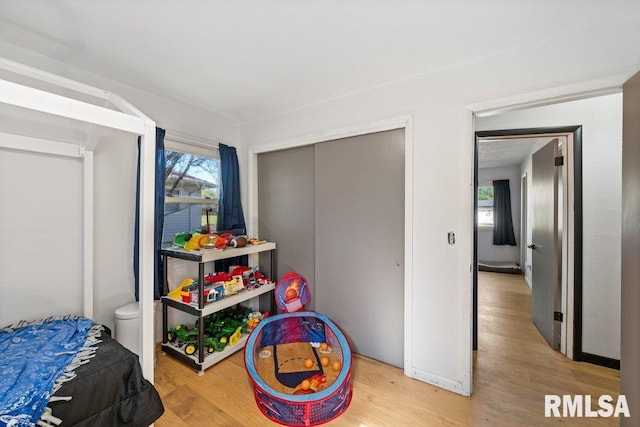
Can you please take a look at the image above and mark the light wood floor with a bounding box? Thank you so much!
[153,272,620,426]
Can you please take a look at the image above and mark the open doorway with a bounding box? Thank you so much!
[472,93,622,370]
[473,129,577,358]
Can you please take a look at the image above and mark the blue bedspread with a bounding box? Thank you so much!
[0,317,93,427]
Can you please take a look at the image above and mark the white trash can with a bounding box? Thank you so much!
[115,302,140,356]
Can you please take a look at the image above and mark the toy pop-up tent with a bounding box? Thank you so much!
[244,273,353,426]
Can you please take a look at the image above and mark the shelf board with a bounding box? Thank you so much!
[160,241,276,262]
[162,282,275,316]
[162,334,250,372]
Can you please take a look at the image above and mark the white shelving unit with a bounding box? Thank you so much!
[160,242,277,374]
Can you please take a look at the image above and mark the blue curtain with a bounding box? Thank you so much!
[492,179,517,246]
[217,143,246,231]
[217,143,247,271]
[134,127,165,300]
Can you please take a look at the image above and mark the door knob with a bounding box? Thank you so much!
[527,243,537,249]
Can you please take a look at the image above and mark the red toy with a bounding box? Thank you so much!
[274,272,311,313]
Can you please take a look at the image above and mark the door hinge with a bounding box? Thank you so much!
[554,311,564,322]
[555,156,564,166]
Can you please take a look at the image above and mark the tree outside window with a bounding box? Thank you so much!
[163,149,220,245]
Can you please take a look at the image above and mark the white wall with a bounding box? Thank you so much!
[477,166,521,264]
[239,37,636,393]
[476,94,622,360]
[0,45,240,334]
[0,134,83,325]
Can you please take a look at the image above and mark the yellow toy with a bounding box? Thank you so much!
[184,233,203,251]
[228,326,243,346]
[223,276,244,296]
[167,278,194,300]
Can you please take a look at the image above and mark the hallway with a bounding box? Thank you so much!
[473,271,621,425]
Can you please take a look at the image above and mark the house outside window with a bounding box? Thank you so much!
[477,185,494,227]
[163,142,220,245]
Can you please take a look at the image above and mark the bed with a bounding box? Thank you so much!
[1,318,164,427]
[47,327,163,426]
[0,58,161,425]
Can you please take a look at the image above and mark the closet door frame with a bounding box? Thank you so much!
[247,114,415,377]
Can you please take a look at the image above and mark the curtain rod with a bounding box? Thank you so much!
[164,129,219,150]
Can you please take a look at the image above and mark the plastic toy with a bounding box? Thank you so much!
[228,236,248,248]
[173,230,231,251]
[166,278,194,301]
[228,326,243,346]
[223,276,244,296]
[166,324,200,355]
[205,272,232,284]
[167,306,260,358]
[274,272,311,313]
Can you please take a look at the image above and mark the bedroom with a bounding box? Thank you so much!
[1,1,639,426]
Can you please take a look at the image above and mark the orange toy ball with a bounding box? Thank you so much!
[332,361,342,371]
[320,342,329,351]
[285,288,298,301]
[321,357,330,367]
[301,379,311,390]
[304,359,313,368]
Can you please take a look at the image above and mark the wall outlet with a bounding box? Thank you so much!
[448,232,455,245]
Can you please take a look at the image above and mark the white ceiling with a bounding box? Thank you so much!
[1,1,640,124]
[478,137,551,169]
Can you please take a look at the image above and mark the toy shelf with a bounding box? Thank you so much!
[161,334,250,373]
[160,241,276,374]
[161,282,275,317]
[160,241,276,263]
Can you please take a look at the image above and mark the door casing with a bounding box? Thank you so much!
[473,126,583,360]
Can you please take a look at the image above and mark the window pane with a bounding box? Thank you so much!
[477,186,494,226]
[477,186,493,201]
[164,150,219,199]
[163,148,220,246]
[163,203,218,245]
[478,206,494,226]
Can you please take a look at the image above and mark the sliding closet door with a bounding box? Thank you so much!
[315,129,404,367]
[258,145,316,310]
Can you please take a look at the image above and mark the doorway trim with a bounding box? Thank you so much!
[247,114,415,378]
[521,173,528,286]
[473,127,582,360]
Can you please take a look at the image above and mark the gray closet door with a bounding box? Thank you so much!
[315,129,405,367]
[258,145,316,310]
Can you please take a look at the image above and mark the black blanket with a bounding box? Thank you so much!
[48,330,164,426]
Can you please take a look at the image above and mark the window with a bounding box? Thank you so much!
[163,144,220,245]
[477,185,494,227]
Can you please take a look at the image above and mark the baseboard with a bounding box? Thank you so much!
[524,275,532,288]
[579,352,620,370]
[409,366,470,396]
